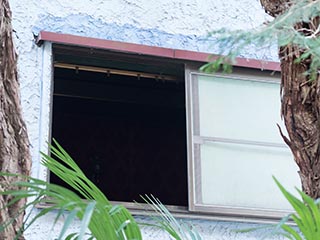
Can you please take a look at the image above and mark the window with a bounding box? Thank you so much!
[50,45,188,206]
[186,66,301,218]
[46,41,300,219]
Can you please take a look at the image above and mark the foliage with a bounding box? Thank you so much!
[0,140,201,240]
[273,177,320,240]
[201,0,320,77]
[240,177,320,239]
[139,195,202,240]
[0,140,142,240]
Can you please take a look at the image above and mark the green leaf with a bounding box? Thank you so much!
[57,209,78,240]
[78,201,96,240]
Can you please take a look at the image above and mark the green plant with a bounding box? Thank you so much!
[0,140,201,240]
[1,140,142,240]
[139,195,202,240]
[201,0,320,76]
[240,177,320,239]
[272,177,320,240]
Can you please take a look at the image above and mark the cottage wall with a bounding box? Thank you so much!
[9,0,281,239]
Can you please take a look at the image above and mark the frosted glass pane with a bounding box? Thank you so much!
[198,143,300,210]
[198,75,286,143]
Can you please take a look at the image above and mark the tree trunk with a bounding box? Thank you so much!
[260,0,320,198]
[0,0,32,239]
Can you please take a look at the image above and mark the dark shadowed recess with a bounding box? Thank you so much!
[50,45,188,206]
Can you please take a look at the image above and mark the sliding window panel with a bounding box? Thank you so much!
[199,142,298,209]
[197,74,285,143]
[188,72,301,218]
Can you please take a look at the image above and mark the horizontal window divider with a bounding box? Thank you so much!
[193,135,288,148]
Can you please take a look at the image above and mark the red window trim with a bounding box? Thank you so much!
[36,31,280,71]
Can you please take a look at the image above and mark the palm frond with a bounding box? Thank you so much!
[139,195,202,240]
[273,177,320,240]
[0,140,142,240]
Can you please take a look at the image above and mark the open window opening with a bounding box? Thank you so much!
[50,45,188,206]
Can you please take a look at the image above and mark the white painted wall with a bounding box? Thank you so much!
[8,0,282,239]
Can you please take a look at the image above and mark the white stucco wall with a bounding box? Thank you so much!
[9,0,282,239]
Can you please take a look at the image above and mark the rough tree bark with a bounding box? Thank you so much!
[260,0,320,198]
[0,0,32,239]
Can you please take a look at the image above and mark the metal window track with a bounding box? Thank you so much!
[54,62,178,81]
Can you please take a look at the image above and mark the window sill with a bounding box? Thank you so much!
[36,200,289,225]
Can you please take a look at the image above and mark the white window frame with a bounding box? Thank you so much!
[185,64,300,219]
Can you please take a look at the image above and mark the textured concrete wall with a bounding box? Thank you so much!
[9,0,281,239]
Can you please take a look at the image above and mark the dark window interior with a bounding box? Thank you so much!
[51,45,188,206]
